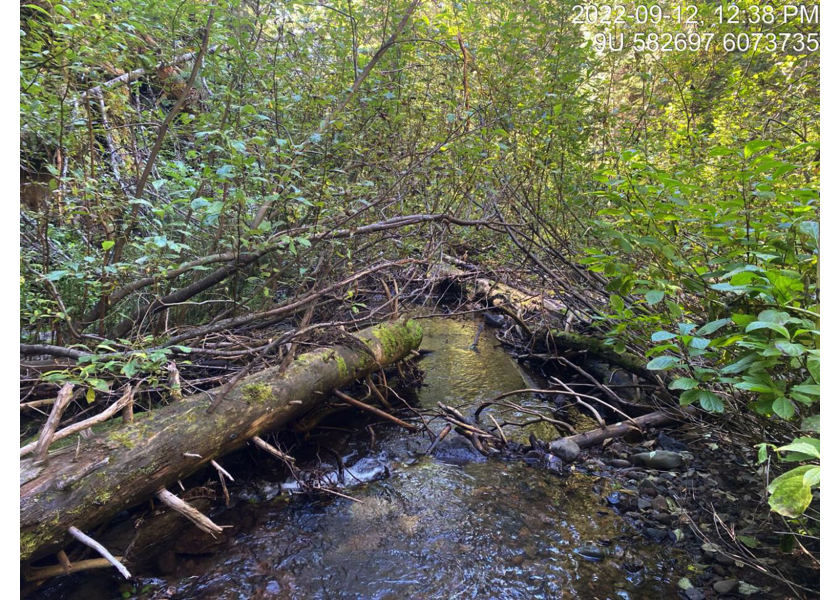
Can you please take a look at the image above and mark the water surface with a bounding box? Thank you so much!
[35,318,685,599]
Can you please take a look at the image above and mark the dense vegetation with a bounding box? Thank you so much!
[21,0,818,584]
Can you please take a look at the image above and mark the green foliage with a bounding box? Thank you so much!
[20,0,819,534]
[581,140,819,518]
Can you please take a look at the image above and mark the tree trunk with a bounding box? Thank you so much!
[548,330,655,382]
[437,263,569,317]
[20,319,423,563]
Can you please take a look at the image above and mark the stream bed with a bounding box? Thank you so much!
[37,318,686,599]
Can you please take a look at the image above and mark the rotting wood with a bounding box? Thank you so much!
[155,488,224,537]
[24,557,127,582]
[32,383,74,464]
[20,319,422,563]
[20,385,135,458]
[564,408,693,449]
[436,263,570,321]
[548,330,658,383]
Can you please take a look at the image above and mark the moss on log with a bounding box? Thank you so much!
[20,319,423,563]
[548,330,656,382]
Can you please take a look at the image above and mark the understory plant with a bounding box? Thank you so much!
[580,141,819,520]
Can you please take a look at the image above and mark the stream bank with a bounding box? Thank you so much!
[29,318,688,599]
[26,317,815,599]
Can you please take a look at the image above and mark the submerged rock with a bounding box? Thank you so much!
[575,544,607,561]
[549,438,581,462]
[545,454,563,473]
[632,450,684,470]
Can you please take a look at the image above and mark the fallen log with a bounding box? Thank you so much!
[436,263,571,320]
[20,319,423,563]
[547,330,655,382]
[565,408,693,449]
[435,263,659,382]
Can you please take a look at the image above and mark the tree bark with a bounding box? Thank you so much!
[437,263,569,317]
[20,319,423,563]
[565,408,694,449]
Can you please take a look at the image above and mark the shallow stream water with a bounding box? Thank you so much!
[35,318,685,600]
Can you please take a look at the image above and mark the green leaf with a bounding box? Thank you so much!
[798,220,819,242]
[679,389,700,406]
[699,391,724,413]
[744,140,773,159]
[756,310,791,325]
[734,374,777,394]
[774,341,805,356]
[772,397,796,420]
[745,321,790,339]
[768,465,819,494]
[696,318,731,336]
[709,146,736,157]
[610,294,625,313]
[791,384,819,396]
[646,356,681,370]
[121,360,138,378]
[732,313,757,327]
[651,331,676,342]
[802,466,820,487]
[677,323,697,335]
[801,415,820,433]
[776,438,820,459]
[710,282,747,292]
[738,535,760,549]
[669,377,699,391]
[689,337,710,350]
[768,473,812,517]
[644,290,665,305]
[721,354,758,375]
[807,355,820,383]
[102,240,115,251]
[45,270,69,281]
[216,164,235,178]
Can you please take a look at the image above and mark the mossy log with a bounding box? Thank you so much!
[548,330,657,383]
[20,319,423,563]
[436,263,569,317]
[437,264,652,381]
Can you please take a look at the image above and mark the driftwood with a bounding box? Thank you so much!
[565,408,691,449]
[20,319,423,563]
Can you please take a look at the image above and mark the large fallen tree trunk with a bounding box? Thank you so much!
[435,263,573,320]
[20,319,423,563]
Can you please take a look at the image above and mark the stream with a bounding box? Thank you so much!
[36,318,686,599]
